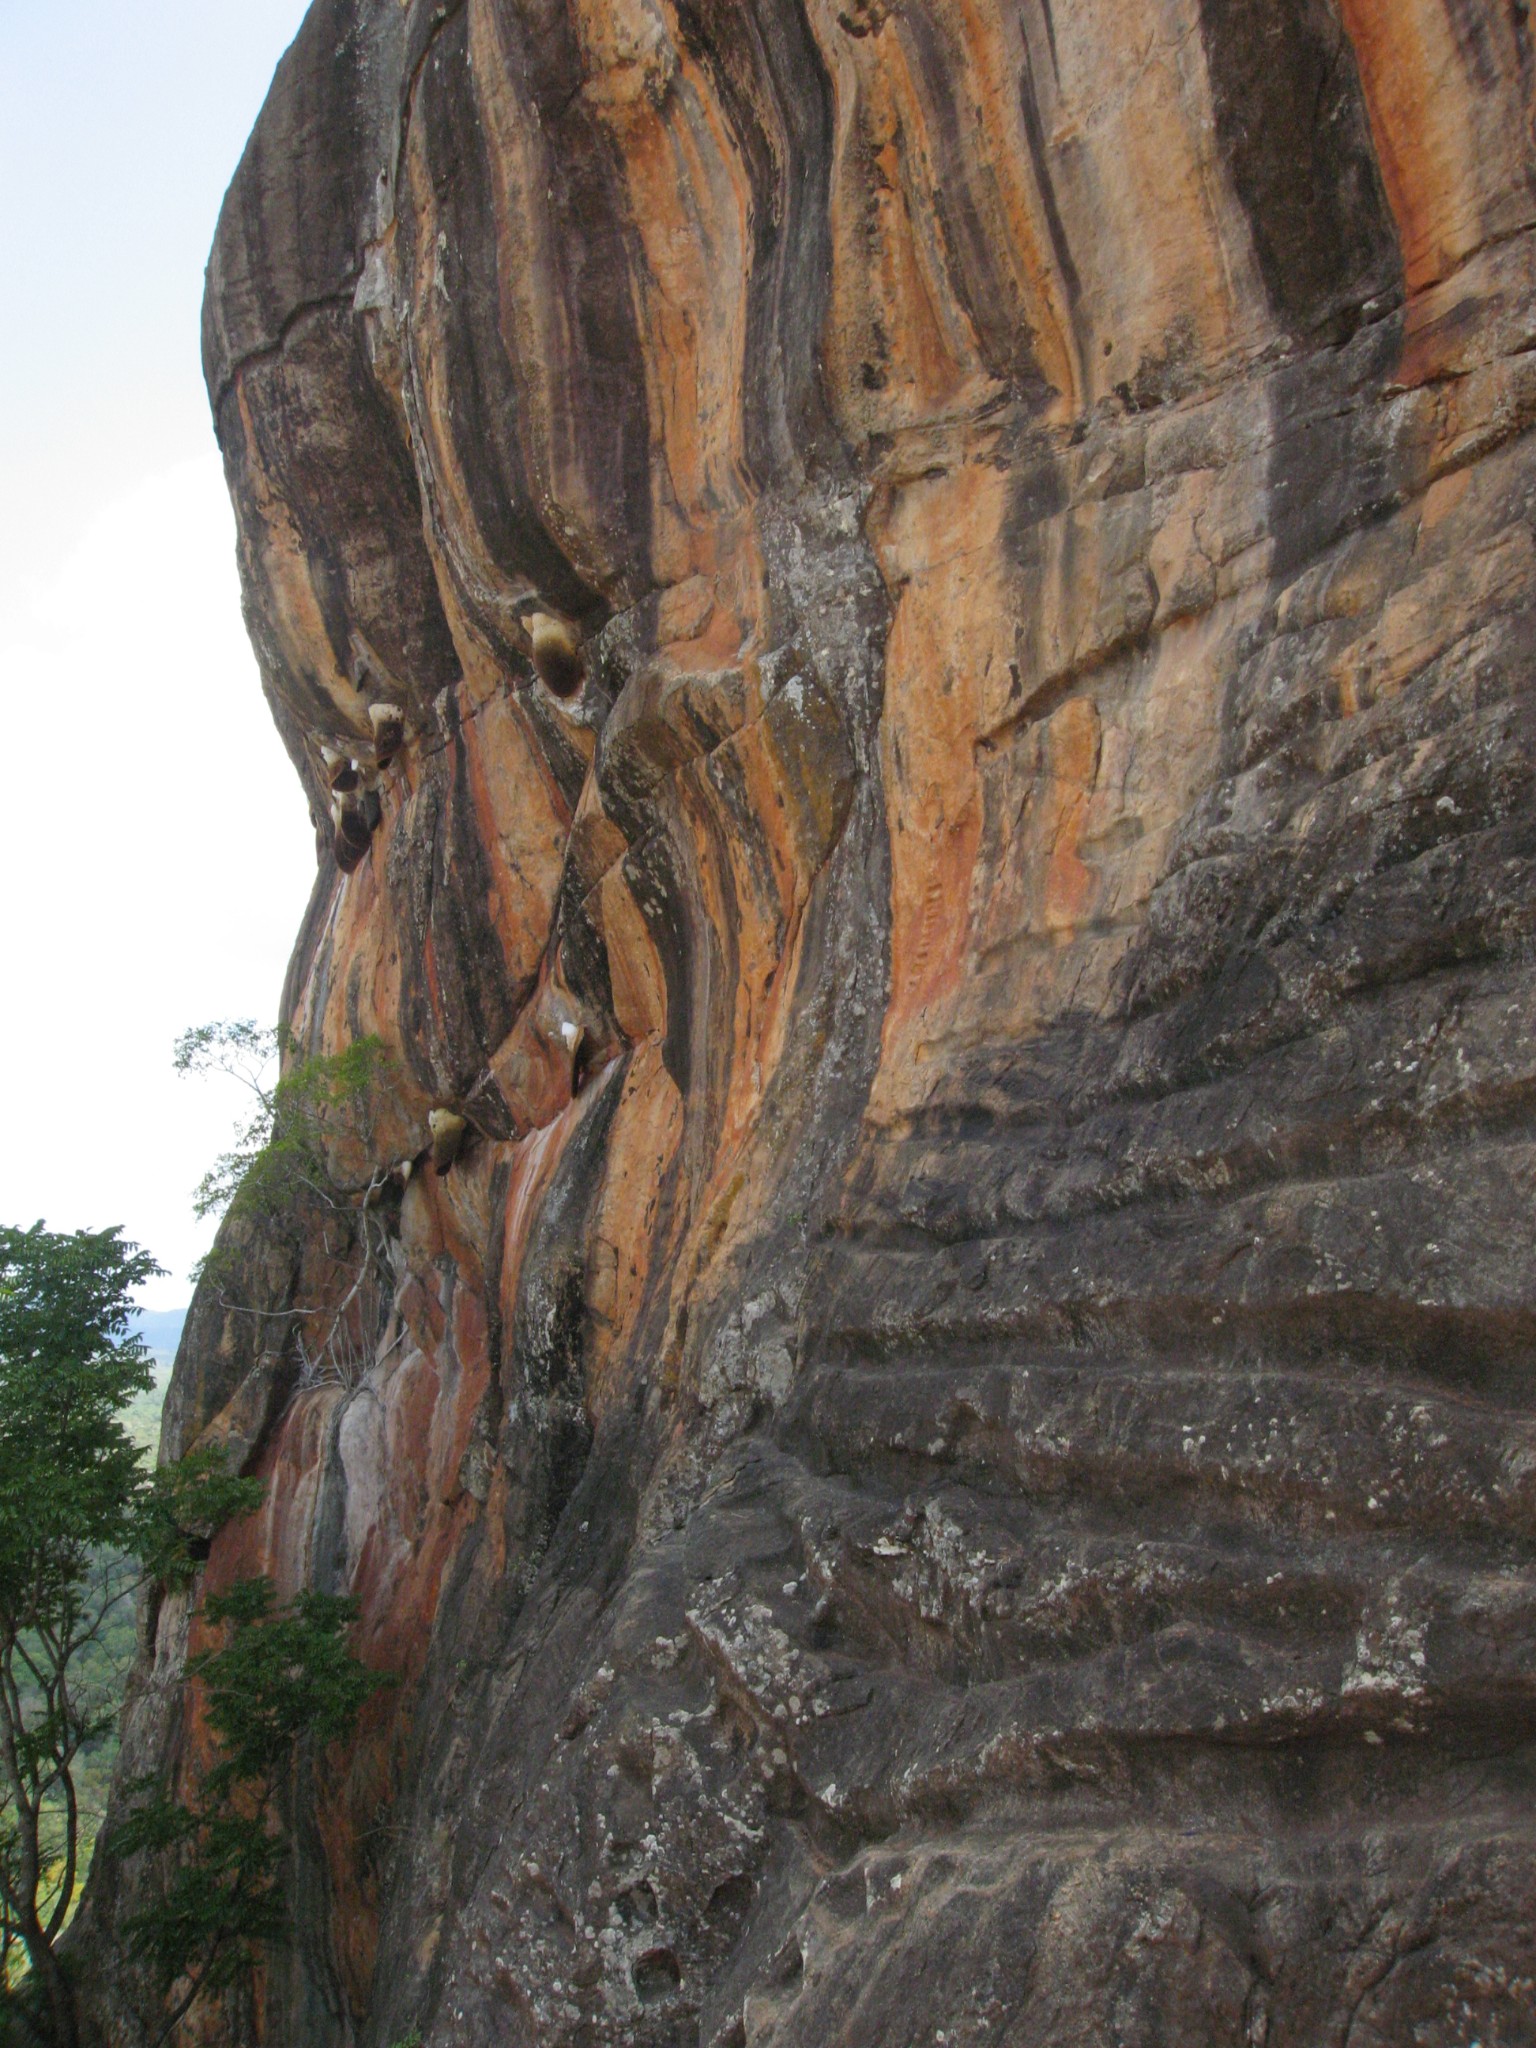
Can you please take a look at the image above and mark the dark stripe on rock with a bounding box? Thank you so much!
[220,309,461,717]
[899,4,1060,410]
[1198,0,1403,342]
[392,696,529,1100]
[673,0,841,486]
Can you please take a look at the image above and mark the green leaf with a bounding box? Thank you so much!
[136,1449,264,1591]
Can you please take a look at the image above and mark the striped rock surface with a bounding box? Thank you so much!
[80,1,1536,2042]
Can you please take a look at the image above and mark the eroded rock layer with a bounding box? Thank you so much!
[82,1,1536,2041]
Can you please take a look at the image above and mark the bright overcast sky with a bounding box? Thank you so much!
[0,2,319,1306]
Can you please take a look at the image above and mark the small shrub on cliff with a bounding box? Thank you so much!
[174,1020,390,1242]
[135,1449,265,1594]
[176,1022,402,1389]
[115,1578,390,2045]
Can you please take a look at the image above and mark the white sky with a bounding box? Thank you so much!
[0,2,319,1306]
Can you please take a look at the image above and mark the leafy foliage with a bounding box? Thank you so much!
[135,1453,264,1596]
[177,1021,405,1393]
[0,1226,275,2047]
[1,1017,403,2045]
[0,1226,159,1564]
[192,1582,386,1785]
[117,1580,391,2040]
[174,1022,389,1238]
[0,1225,160,2046]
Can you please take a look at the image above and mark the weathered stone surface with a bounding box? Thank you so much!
[79,2,1536,2042]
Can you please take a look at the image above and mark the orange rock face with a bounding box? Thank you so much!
[81,2,1536,2043]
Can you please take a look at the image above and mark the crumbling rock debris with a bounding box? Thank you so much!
[75,1,1536,2042]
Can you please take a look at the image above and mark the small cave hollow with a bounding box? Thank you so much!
[632,1946,683,2005]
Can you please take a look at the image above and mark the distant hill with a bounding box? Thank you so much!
[130,1306,187,1359]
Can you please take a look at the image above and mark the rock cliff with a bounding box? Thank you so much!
[81,1,1536,2041]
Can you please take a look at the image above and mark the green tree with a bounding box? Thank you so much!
[116,1581,390,2045]
[0,1225,159,2048]
[0,1225,275,2048]
[0,1030,399,2044]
